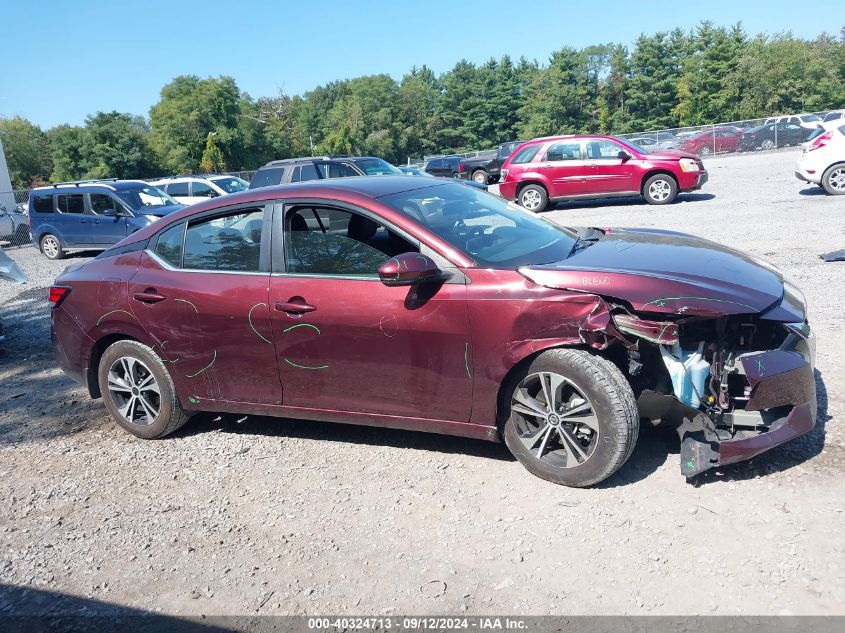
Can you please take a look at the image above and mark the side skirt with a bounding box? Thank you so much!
[186,398,501,443]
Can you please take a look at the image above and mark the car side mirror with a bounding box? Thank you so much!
[102,208,117,217]
[379,252,445,287]
[617,150,631,161]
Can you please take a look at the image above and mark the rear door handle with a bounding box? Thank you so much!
[132,292,166,304]
[275,301,316,314]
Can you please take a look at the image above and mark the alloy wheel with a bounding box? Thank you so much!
[761,139,775,150]
[520,189,543,211]
[648,179,672,202]
[699,145,711,156]
[107,356,161,426]
[472,171,486,184]
[828,167,845,192]
[42,236,59,258]
[511,371,599,468]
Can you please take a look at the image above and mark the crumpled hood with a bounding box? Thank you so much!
[520,228,784,317]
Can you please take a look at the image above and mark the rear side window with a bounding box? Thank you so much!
[545,142,582,161]
[32,194,54,213]
[510,146,539,165]
[155,222,185,268]
[166,182,190,196]
[317,162,358,178]
[183,209,264,272]
[57,194,84,213]
[249,167,284,189]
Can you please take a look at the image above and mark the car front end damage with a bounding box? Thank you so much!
[519,233,817,478]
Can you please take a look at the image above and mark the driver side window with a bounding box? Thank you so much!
[285,207,417,276]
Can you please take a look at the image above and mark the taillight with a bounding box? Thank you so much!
[459,164,465,172]
[809,132,832,151]
[48,286,71,307]
[500,169,509,181]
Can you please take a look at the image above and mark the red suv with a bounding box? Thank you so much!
[499,135,708,212]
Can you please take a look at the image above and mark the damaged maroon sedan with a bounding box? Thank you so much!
[50,177,816,487]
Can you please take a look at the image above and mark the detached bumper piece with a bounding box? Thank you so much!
[677,346,816,478]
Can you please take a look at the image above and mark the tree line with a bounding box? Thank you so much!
[2,22,843,189]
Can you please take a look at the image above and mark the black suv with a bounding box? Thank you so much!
[248,156,401,189]
[423,156,463,178]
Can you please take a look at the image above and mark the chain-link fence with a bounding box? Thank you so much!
[0,191,33,249]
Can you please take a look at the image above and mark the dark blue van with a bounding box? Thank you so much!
[28,180,184,260]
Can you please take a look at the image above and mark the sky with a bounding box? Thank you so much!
[1,0,840,129]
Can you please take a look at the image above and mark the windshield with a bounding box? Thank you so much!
[210,176,249,193]
[116,185,178,211]
[800,114,822,122]
[355,158,403,175]
[380,182,577,268]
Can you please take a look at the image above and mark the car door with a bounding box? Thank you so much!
[55,193,88,245]
[191,181,221,202]
[538,140,588,198]
[268,202,472,422]
[127,203,283,404]
[583,139,635,194]
[89,193,130,245]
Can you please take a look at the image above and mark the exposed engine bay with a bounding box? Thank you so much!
[608,311,815,477]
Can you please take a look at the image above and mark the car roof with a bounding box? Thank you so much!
[260,156,353,167]
[32,179,151,193]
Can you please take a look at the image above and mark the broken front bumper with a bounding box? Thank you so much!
[679,322,816,477]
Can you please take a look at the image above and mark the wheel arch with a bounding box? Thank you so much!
[515,179,549,198]
[494,342,622,432]
[86,333,142,398]
[639,169,679,195]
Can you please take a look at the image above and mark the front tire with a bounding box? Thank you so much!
[518,184,549,212]
[502,349,639,487]
[98,339,191,439]
[472,170,488,184]
[643,174,678,205]
[698,145,712,157]
[821,164,845,195]
[761,138,775,150]
[40,234,64,260]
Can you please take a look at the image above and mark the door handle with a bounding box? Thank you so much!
[132,291,166,304]
[80,219,88,223]
[275,300,316,314]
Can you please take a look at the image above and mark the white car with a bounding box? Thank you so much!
[150,175,249,205]
[795,123,845,195]
[766,113,823,132]
[822,109,845,123]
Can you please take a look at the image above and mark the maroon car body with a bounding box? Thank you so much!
[50,177,815,485]
[499,134,708,211]
[673,127,742,157]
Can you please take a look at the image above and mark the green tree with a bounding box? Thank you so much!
[199,133,227,172]
[149,75,243,173]
[626,29,690,130]
[45,124,85,182]
[517,48,592,138]
[0,116,52,188]
[78,111,150,179]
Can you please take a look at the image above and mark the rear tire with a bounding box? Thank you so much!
[40,234,64,260]
[821,164,845,195]
[518,184,549,212]
[472,170,489,184]
[698,145,712,157]
[642,174,678,205]
[98,339,191,439]
[761,139,775,150]
[502,348,639,487]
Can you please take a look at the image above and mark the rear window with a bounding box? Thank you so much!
[510,146,540,165]
[249,167,285,189]
[57,194,84,214]
[32,194,54,213]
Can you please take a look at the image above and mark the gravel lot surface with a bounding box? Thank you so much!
[1,149,843,617]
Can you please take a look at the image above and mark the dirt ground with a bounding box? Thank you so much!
[1,148,844,617]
